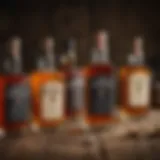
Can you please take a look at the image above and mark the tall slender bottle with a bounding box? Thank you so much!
[30,36,65,131]
[3,36,31,132]
[84,30,117,127]
[119,36,152,117]
[64,38,85,120]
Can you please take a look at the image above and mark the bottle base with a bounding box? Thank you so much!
[121,107,149,118]
[86,115,118,129]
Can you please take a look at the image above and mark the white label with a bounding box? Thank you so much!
[40,81,64,120]
[128,73,151,107]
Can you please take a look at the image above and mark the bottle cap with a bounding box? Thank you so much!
[133,36,144,57]
[10,36,22,57]
[96,30,109,51]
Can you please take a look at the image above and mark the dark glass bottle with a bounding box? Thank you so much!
[3,37,31,132]
[84,31,117,127]
[63,39,84,119]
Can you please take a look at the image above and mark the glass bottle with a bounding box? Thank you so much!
[4,36,31,132]
[64,38,84,118]
[84,30,117,127]
[119,36,152,117]
[30,36,65,131]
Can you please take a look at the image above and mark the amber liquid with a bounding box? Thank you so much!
[30,71,65,128]
[84,64,118,126]
[119,65,151,116]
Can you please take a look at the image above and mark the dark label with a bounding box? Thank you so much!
[5,82,31,122]
[88,75,116,115]
[67,74,85,114]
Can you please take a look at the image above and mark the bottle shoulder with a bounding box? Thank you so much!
[83,64,114,77]
[120,65,152,79]
[5,74,27,82]
[30,70,65,83]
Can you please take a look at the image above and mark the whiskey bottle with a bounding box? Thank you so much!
[3,36,31,132]
[84,30,117,127]
[30,36,65,131]
[119,36,152,117]
[64,38,85,119]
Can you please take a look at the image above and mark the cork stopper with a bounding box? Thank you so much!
[10,36,22,58]
[133,36,144,57]
[10,36,22,73]
[96,30,109,52]
[132,36,145,65]
[96,30,110,63]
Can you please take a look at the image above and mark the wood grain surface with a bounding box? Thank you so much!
[0,110,160,160]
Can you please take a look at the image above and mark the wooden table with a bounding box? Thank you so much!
[0,110,160,160]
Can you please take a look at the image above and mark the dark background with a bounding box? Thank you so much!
[0,0,160,71]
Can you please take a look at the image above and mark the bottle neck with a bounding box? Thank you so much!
[91,48,100,64]
[133,48,145,66]
[46,50,56,71]
[98,49,110,64]
[12,54,22,74]
[91,48,110,65]
[68,48,77,68]
[96,31,110,64]
[128,53,145,66]
[131,37,145,66]
[67,38,77,68]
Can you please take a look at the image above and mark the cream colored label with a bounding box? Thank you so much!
[40,81,64,120]
[128,73,151,107]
